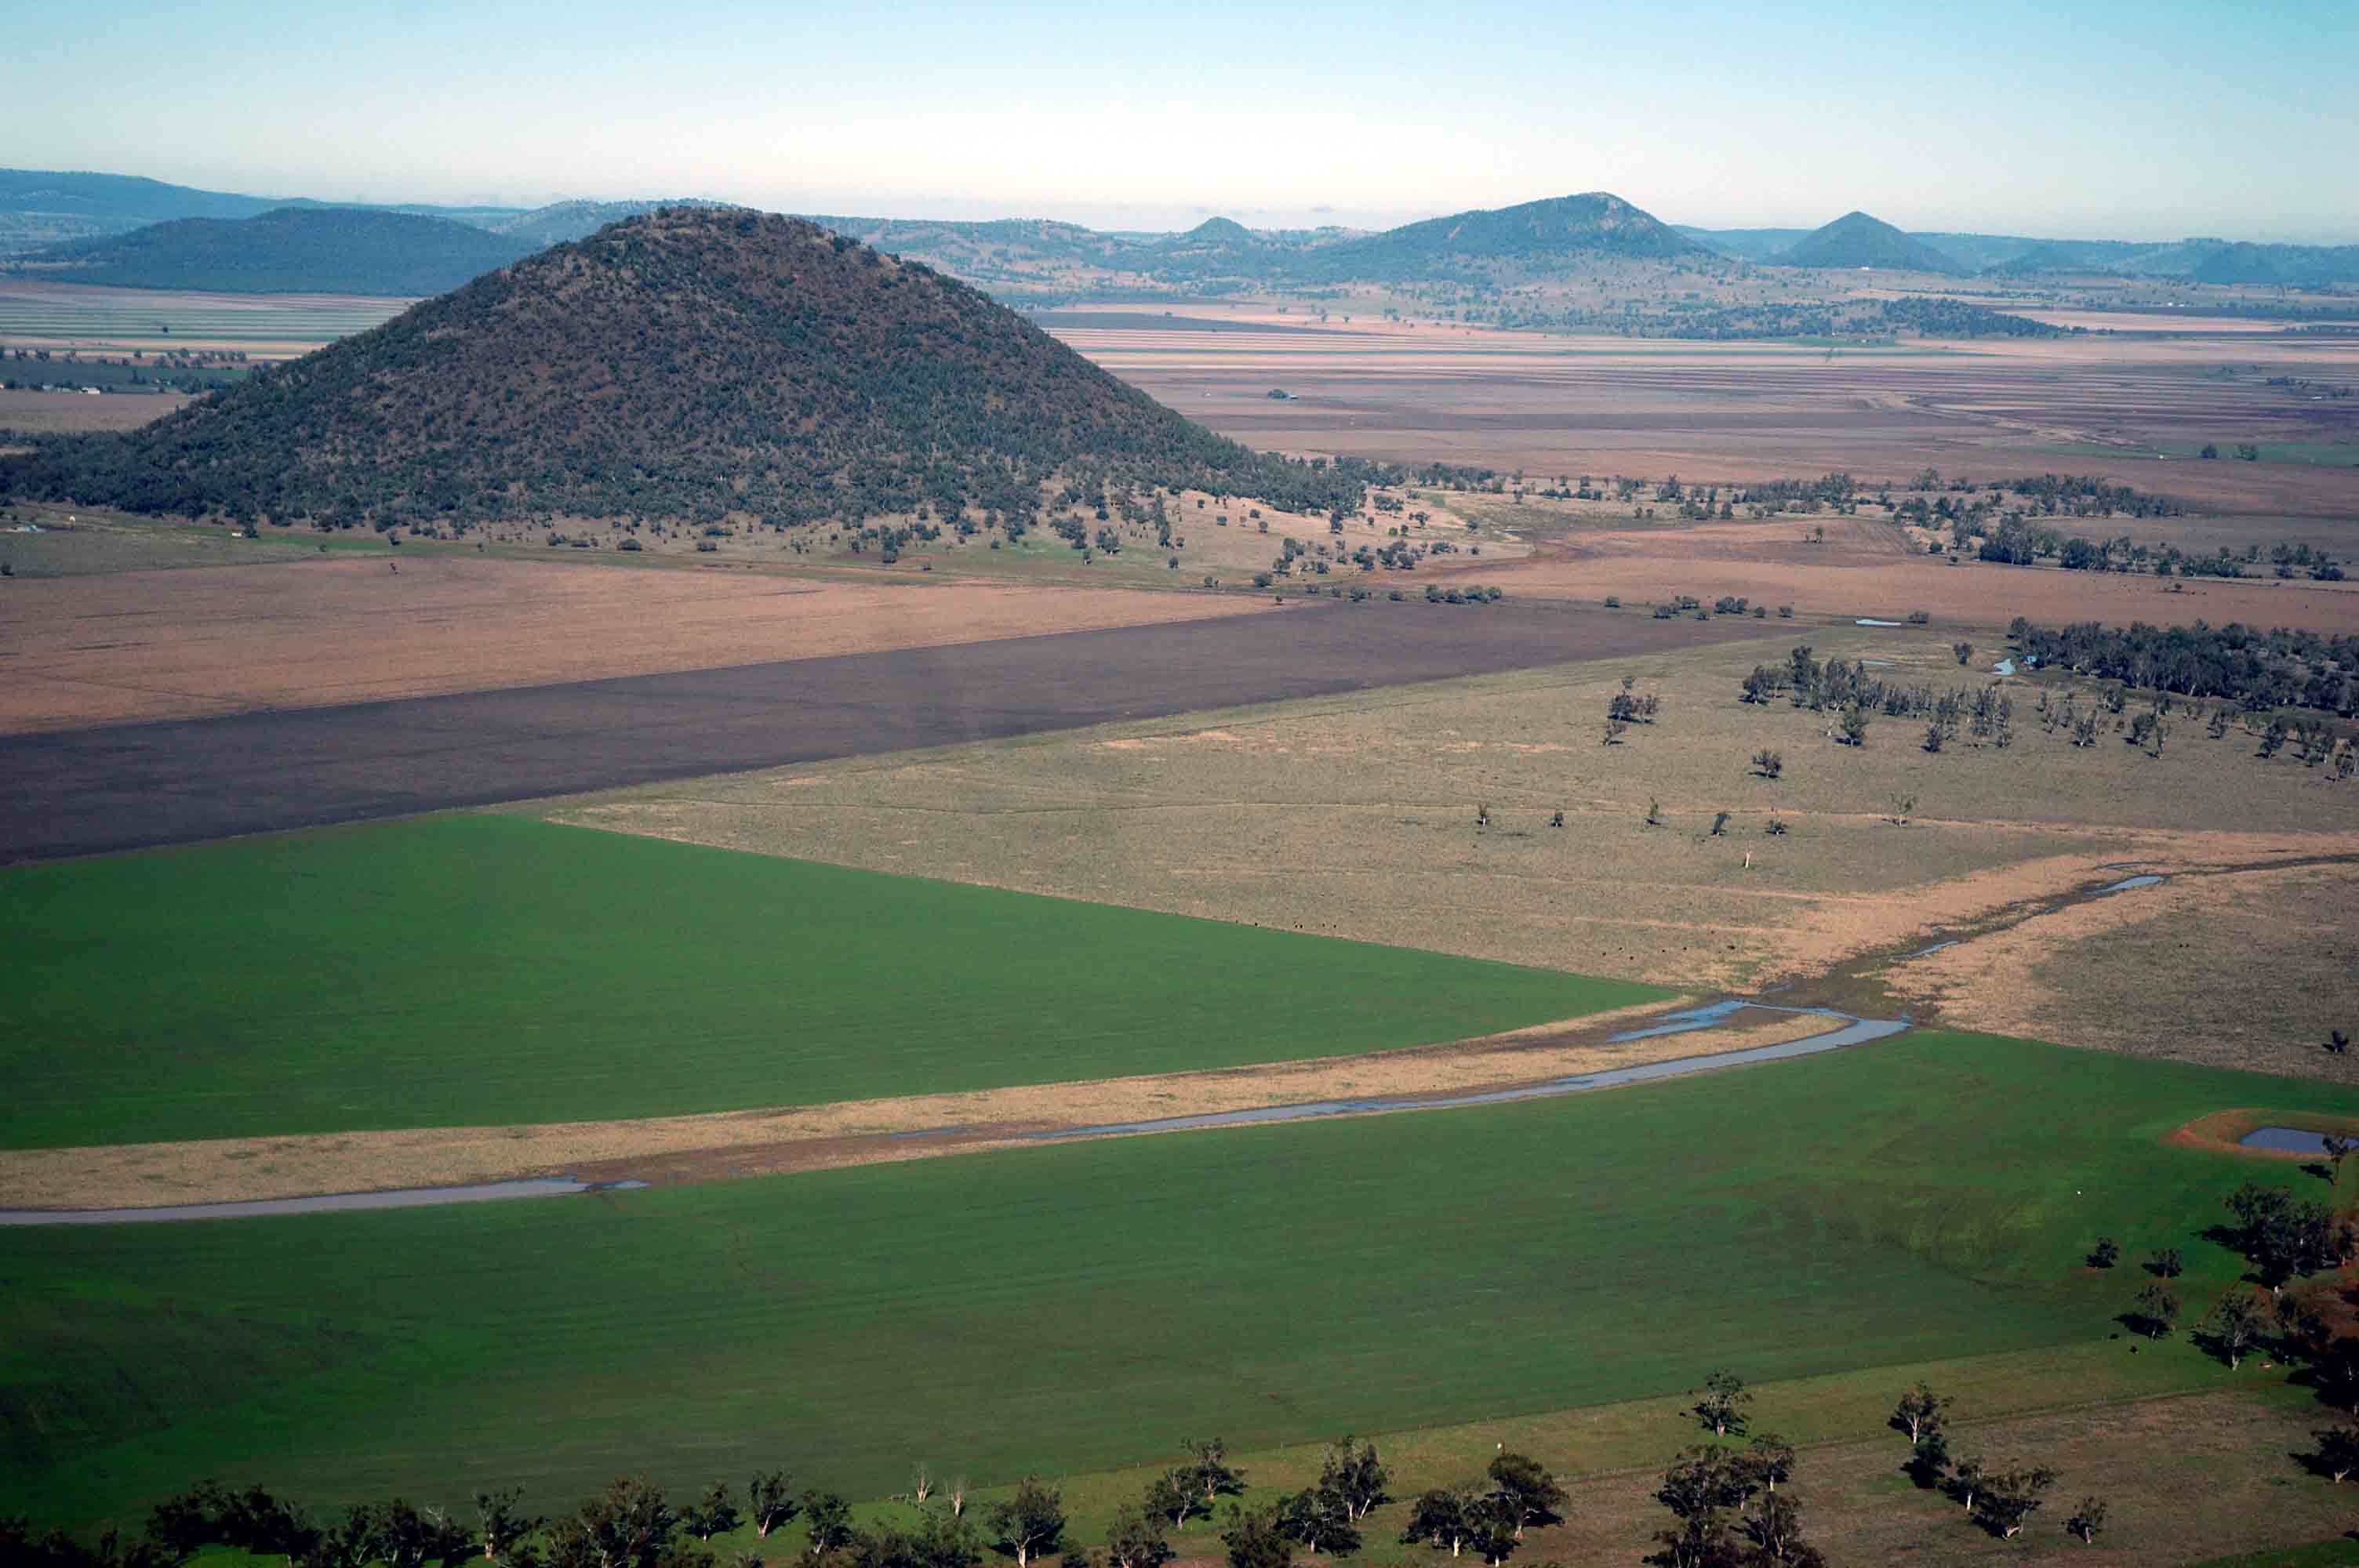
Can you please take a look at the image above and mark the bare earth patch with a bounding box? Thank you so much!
[0,388,197,434]
[0,557,1270,733]
[0,1003,1980,1211]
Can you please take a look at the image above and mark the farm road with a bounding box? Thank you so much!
[2,597,1762,863]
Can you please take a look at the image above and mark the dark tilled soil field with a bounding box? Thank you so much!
[0,597,1766,862]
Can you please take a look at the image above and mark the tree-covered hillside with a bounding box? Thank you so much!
[0,209,1376,528]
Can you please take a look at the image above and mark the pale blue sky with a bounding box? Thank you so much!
[13,0,2357,241]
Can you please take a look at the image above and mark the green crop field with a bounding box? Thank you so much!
[0,815,1663,1149]
[5,1028,2349,1526]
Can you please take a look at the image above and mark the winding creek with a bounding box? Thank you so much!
[0,1006,1907,1225]
[9,866,2220,1227]
[0,1176,649,1227]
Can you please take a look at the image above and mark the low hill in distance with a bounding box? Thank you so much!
[0,208,1374,528]
[1773,211,1967,274]
[0,167,282,254]
[480,198,734,248]
[17,208,540,295]
[1289,191,1708,281]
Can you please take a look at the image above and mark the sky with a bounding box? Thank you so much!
[13,0,2359,243]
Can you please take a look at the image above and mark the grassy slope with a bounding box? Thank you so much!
[6,1028,2352,1524]
[0,815,1659,1149]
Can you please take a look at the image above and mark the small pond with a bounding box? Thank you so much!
[2098,874,2163,894]
[2240,1127,2342,1154]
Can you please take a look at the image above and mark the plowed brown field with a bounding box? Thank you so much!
[0,555,1274,733]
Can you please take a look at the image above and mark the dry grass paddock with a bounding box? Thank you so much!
[551,624,2358,1077]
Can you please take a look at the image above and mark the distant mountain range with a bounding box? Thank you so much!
[4,167,2355,301]
[24,209,543,296]
[0,168,718,269]
[1677,213,2359,286]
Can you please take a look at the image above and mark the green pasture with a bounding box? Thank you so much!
[5,1028,2350,1524]
[0,815,1662,1149]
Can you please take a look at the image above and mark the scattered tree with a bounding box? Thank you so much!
[1103,1508,1174,1568]
[1946,1456,1986,1517]
[1972,1466,2057,1540]
[748,1472,799,1539]
[2087,1236,2120,1269]
[1143,1474,1199,1534]
[2131,1282,2180,1340]
[1319,1438,1390,1521]
[474,1489,540,1563]
[682,1481,742,1542]
[1399,1486,1485,1559]
[1271,1490,1360,1559]
[1692,1370,1750,1437]
[990,1478,1067,1567]
[1222,1506,1292,1568]
[1890,1383,1949,1444]
[558,1479,679,1568]
[1642,1447,1750,1568]
[2202,1291,2269,1369]
[2310,1427,2359,1484]
[1484,1453,1563,1539]
[1181,1440,1249,1516]
[2063,1496,2107,1545]
[1751,749,1783,779]
[1906,1432,1951,1490]
[803,1494,856,1559]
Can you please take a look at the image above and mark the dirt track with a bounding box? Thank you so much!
[0,597,1767,863]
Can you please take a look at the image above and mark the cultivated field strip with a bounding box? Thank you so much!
[0,600,1765,862]
[0,281,410,347]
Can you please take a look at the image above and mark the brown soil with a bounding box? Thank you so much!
[0,555,1276,734]
[0,1002,1935,1210]
[0,389,198,433]
[2,596,1765,864]
[1072,310,2359,515]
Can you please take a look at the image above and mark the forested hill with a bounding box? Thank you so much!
[1773,212,1967,274]
[1286,192,1707,281]
[20,208,540,295]
[0,209,1375,528]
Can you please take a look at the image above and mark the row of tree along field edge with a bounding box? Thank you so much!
[6,1028,2353,1523]
[0,813,1667,1149]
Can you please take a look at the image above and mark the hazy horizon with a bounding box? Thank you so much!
[15,0,2359,245]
